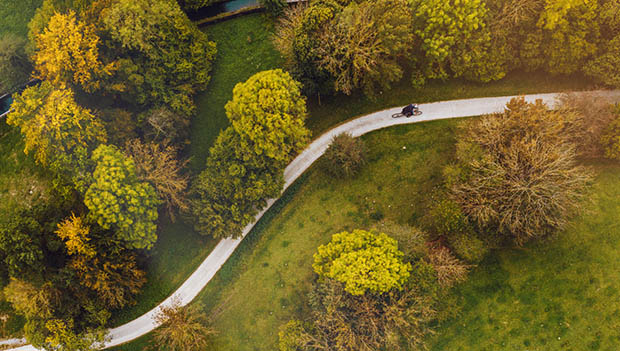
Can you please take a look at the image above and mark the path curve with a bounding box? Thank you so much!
[8,90,620,351]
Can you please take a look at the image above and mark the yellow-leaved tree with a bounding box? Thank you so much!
[7,81,107,192]
[33,10,115,92]
[55,213,96,258]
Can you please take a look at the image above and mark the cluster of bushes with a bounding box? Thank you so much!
[275,0,620,98]
[279,227,470,351]
[0,0,216,347]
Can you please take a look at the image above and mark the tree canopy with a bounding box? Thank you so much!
[313,229,412,296]
[448,98,592,245]
[33,10,115,92]
[102,0,217,115]
[84,144,160,250]
[7,82,107,192]
[225,69,310,164]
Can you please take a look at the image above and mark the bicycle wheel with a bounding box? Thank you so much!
[412,110,422,116]
[392,112,405,118]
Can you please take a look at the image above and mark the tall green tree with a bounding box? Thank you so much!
[190,128,283,238]
[522,0,599,74]
[191,70,310,238]
[102,0,217,115]
[410,0,504,84]
[0,210,46,277]
[274,0,342,95]
[84,144,160,250]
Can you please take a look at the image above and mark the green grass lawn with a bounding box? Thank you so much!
[0,0,42,37]
[427,164,620,351]
[114,118,620,351]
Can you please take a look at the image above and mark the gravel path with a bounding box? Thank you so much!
[8,90,620,351]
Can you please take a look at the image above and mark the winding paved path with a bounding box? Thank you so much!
[8,90,620,351]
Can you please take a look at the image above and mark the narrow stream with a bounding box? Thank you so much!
[186,0,260,21]
[0,95,12,118]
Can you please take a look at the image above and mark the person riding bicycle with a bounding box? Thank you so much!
[402,103,419,117]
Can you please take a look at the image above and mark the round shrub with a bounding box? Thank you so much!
[313,229,411,296]
[427,198,469,236]
[322,132,366,178]
[446,231,488,264]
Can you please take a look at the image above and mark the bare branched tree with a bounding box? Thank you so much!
[124,139,190,220]
[427,246,471,288]
[450,97,592,245]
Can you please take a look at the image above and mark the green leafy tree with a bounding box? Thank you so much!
[152,299,216,351]
[102,0,217,115]
[0,212,45,276]
[313,229,411,296]
[522,0,599,74]
[410,0,504,84]
[190,128,283,238]
[274,0,342,95]
[586,35,620,87]
[317,0,413,96]
[84,144,160,250]
[7,82,107,192]
[192,70,310,238]
[0,34,32,93]
[225,69,310,164]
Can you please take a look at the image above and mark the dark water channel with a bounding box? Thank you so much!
[186,0,260,21]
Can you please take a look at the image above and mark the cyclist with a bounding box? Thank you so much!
[401,103,419,117]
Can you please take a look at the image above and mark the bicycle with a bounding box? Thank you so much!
[391,108,422,118]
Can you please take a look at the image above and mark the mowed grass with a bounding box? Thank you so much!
[189,14,283,172]
[0,0,42,37]
[427,164,620,351]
